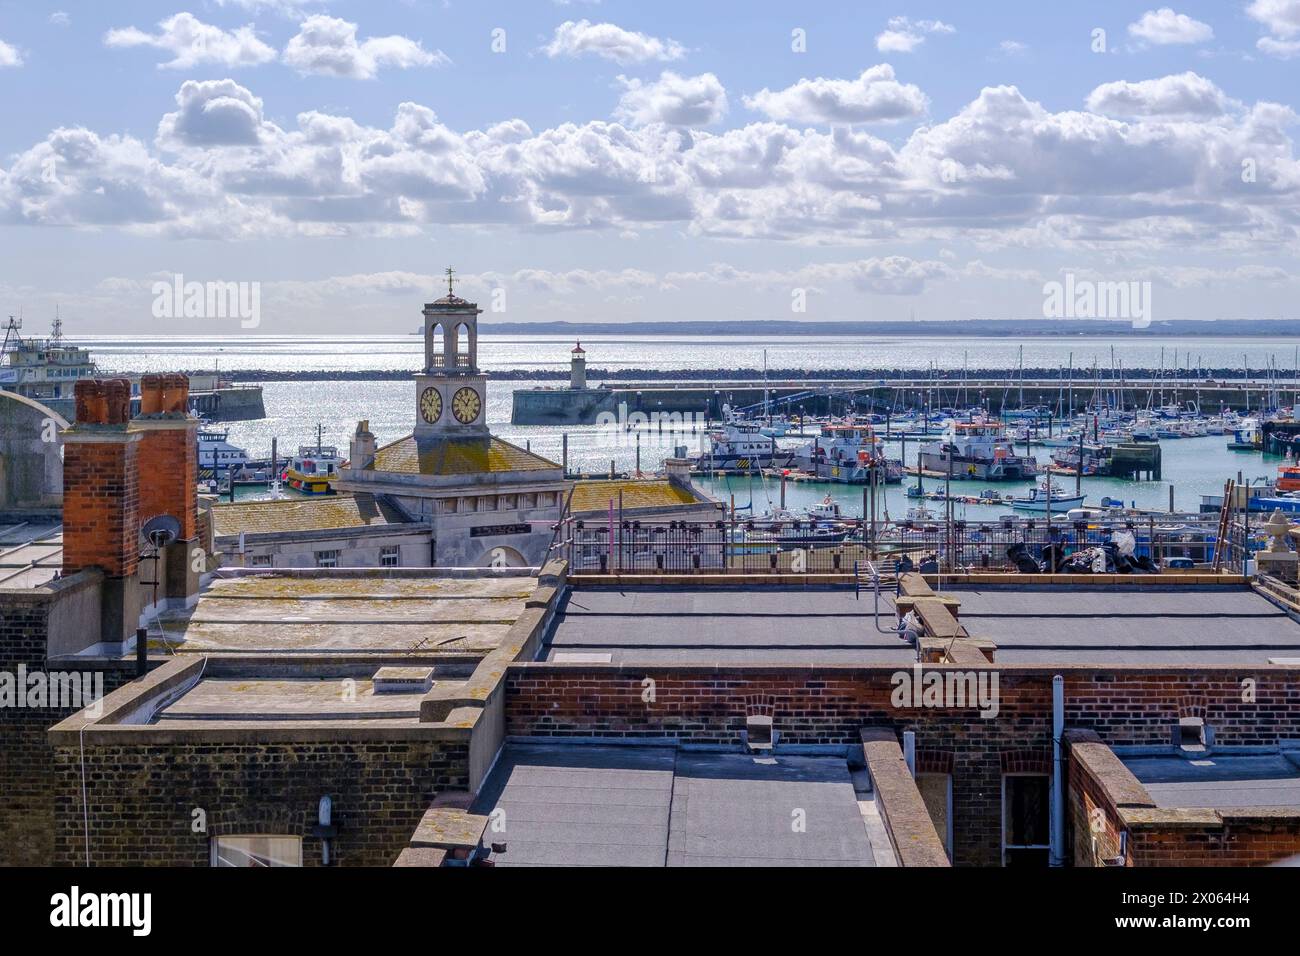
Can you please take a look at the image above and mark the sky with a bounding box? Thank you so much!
[0,0,1298,335]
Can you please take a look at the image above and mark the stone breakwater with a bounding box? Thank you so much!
[150,366,1282,384]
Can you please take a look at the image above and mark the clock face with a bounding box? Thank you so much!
[452,386,482,424]
[419,387,442,424]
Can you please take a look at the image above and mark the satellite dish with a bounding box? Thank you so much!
[140,514,182,549]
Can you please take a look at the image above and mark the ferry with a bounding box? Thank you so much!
[0,314,97,405]
[1277,464,1300,493]
[918,421,1039,480]
[284,444,343,495]
[792,422,903,483]
[1009,477,1086,512]
[691,420,794,474]
[198,427,250,473]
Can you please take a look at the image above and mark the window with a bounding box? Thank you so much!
[519,493,536,509]
[248,554,272,567]
[314,549,340,569]
[211,835,302,867]
[439,498,458,514]
[477,496,495,512]
[380,546,400,568]
[499,494,517,510]
[537,492,555,507]
[1002,774,1050,866]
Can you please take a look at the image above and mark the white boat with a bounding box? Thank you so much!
[918,421,1038,480]
[1010,477,1085,512]
[792,422,903,483]
[691,420,794,473]
[198,427,249,473]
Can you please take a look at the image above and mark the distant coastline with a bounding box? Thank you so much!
[475,318,1300,337]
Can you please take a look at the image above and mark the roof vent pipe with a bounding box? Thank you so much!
[1050,675,1065,867]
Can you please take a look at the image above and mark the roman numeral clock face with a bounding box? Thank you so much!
[419,387,442,423]
[452,386,482,424]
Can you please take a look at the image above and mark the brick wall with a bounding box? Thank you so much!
[504,665,1300,866]
[51,738,470,867]
[1066,728,1300,867]
[0,583,134,866]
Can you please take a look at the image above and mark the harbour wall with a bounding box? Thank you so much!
[38,385,265,424]
[512,379,1289,425]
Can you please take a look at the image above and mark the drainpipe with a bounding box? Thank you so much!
[1050,675,1065,867]
[903,730,916,778]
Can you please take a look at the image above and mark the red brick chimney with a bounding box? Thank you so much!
[61,374,200,647]
[62,379,139,578]
[135,373,198,541]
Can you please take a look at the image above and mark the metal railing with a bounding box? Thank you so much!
[553,513,1252,576]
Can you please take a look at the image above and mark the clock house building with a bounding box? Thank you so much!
[332,274,568,567]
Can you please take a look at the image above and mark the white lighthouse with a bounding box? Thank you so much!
[569,340,587,390]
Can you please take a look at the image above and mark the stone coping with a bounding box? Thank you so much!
[47,655,476,746]
[860,727,950,867]
[1065,728,1300,831]
[506,660,1300,676]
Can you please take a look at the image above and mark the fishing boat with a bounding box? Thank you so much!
[1277,464,1300,493]
[792,422,903,483]
[918,421,1039,480]
[1010,477,1086,512]
[284,444,343,495]
[690,420,794,474]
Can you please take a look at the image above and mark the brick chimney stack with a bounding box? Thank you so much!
[61,374,201,648]
[62,379,142,645]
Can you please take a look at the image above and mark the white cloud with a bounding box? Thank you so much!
[104,13,276,70]
[1086,72,1230,118]
[615,71,727,127]
[543,19,685,64]
[875,17,955,54]
[0,39,24,68]
[49,12,70,28]
[1,75,1298,253]
[1248,0,1300,56]
[743,65,927,124]
[997,40,1028,57]
[1127,8,1214,45]
[283,15,447,78]
[157,79,272,147]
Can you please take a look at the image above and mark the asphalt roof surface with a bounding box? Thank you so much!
[544,587,916,665]
[470,744,876,866]
[1123,753,1300,809]
[543,585,1300,666]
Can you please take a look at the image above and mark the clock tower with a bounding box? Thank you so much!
[415,267,488,438]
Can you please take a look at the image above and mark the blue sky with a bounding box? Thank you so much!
[0,1,1298,333]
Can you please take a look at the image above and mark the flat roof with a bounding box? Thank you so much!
[0,522,63,590]
[469,744,878,867]
[1123,753,1300,809]
[150,674,450,726]
[543,583,1300,667]
[544,587,916,665]
[949,587,1300,665]
[160,572,534,656]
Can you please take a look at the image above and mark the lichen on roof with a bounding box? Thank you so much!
[211,493,410,536]
[370,434,559,476]
[569,479,704,513]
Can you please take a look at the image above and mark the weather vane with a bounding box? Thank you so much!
[445,266,455,297]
